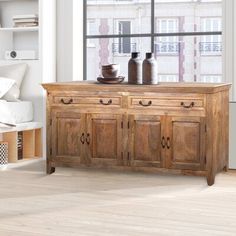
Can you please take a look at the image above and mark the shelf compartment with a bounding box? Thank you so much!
[2,127,43,163]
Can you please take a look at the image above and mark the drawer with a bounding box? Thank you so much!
[53,96,121,107]
[129,97,204,109]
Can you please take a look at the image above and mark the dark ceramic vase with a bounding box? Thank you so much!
[128,52,142,84]
[142,52,158,85]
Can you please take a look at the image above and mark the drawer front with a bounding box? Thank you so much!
[53,96,121,107]
[129,97,204,109]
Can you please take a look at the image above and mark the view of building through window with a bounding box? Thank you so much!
[86,0,222,82]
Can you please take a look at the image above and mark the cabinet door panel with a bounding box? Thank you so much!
[87,114,123,166]
[166,116,206,170]
[173,122,200,163]
[52,111,85,163]
[129,115,164,167]
[92,119,117,159]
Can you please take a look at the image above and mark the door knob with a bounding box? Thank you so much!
[80,133,85,144]
[166,137,171,149]
[161,136,166,149]
[86,133,90,145]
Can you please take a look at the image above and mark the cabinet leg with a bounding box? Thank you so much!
[207,174,215,186]
[47,163,55,174]
[223,164,229,172]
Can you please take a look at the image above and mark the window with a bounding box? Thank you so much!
[85,0,222,82]
[113,20,134,55]
[200,18,222,55]
[155,19,179,55]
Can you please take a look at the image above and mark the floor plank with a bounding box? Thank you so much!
[0,160,236,236]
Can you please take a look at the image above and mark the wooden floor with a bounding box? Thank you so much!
[0,160,236,236]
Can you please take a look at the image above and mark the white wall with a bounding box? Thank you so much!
[56,0,73,82]
[41,0,56,84]
[229,103,236,169]
[223,0,234,98]
[223,0,236,169]
[56,0,83,82]
[41,0,56,157]
[73,0,83,81]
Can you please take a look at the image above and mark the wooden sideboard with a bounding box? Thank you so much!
[42,82,231,186]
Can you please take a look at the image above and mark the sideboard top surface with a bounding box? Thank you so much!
[42,81,231,94]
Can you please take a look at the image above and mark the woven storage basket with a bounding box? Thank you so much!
[0,142,8,166]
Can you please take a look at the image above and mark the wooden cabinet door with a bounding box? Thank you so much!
[128,115,165,168]
[52,111,85,164]
[86,113,123,166]
[165,116,206,170]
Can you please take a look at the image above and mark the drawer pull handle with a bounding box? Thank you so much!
[61,98,73,105]
[80,133,85,144]
[139,100,152,107]
[99,99,112,105]
[86,133,90,145]
[161,136,166,149]
[181,102,195,109]
[167,137,171,149]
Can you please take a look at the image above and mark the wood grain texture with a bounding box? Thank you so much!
[51,111,85,164]
[46,92,55,174]
[86,113,123,166]
[130,97,204,108]
[128,115,163,168]
[23,130,35,159]
[206,91,230,185]
[54,96,121,107]
[57,118,81,156]
[167,117,206,171]
[173,122,200,162]
[42,81,231,94]
[35,129,42,157]
[42,82,231,186]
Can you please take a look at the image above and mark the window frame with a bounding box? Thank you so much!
[83,0,222,81]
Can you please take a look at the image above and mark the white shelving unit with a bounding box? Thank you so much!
[0,0,56,159]
[0,0,39,60]
[0,0,41,118]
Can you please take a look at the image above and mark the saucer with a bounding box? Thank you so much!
[97,76,125,84]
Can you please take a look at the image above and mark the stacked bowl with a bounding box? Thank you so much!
[97,64,124,84]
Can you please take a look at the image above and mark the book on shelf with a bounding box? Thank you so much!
[13,14,38,20]
[14,23,38,28]
[17,131,23,160]
[14,19,38,24]
[12,14,39,28]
